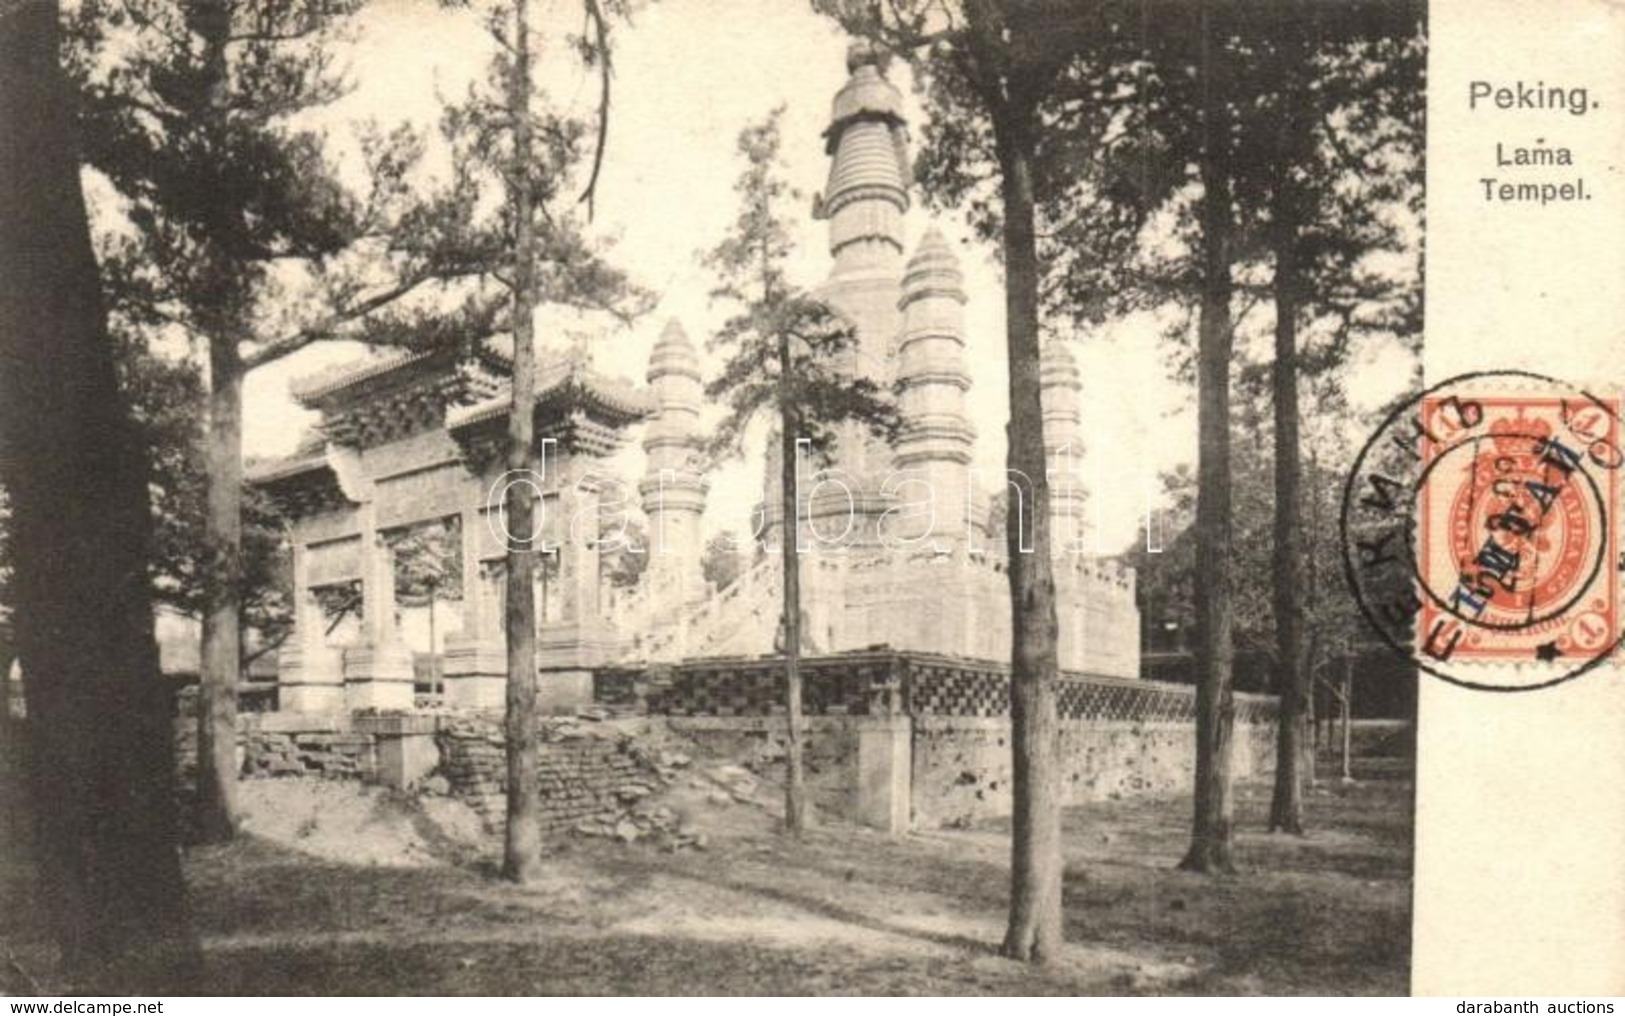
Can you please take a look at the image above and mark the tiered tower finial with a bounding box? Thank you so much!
[818,42,909,259]
[810,42,914,494]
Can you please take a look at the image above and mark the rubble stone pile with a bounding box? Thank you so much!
[434,715,711,849]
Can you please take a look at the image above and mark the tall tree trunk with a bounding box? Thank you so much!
[0,0,199,988]
[502,0,542,885]
[996,111,1064,963]
[1266,242,1305,832]
[189,0,241,847]
[1304,446,1323,788]
[1267,17,1308,832]
[1302,632,1320,789]
[778,380,807,836]
[1180,6,1239,874]
[1340,655,1353,782]
[196,337,242,843]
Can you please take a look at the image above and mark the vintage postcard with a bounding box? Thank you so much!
[0,0,1620,1000]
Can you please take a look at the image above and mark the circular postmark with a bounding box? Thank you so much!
[1340,370,1624,691]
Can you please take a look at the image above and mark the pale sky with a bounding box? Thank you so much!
[239,0,1415,554]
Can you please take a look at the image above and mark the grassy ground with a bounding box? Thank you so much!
[2,731,1412,996]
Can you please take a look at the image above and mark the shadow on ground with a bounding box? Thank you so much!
[2,733,1411,996]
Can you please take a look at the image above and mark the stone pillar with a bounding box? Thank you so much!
[537,469,617,713]
[359,713,441,790]
[892,227,976,549]
[1043,338,1090,672]
[344,522,414,711]
[855,668,911,835]
[807,42,910,546]
[444,497,506,709]
[279,542,345,713]
[856,717,912,835]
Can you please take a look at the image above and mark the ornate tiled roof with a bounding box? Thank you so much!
[245,427,329,484]
[244,450,327,485]
[289,348,440,407]
[446,357,655,433]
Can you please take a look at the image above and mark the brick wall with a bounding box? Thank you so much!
[173,711,686,841]
[174,715,378,788]
[436,716,674,836]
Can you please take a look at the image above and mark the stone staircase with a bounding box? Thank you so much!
[624,554,783,663]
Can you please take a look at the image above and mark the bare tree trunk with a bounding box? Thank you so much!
[1267,23,1307,831]
[1180,7,1239,874]
[0,642,13,735]
[0,0,199,987]
[1305,445,1323,788]
[501,0,542,886]
[1309,677,1320,754]
[777,385,807,836]
[196,337,242,843]
[1340,655,1353,783]
[996,111,1064,963]
[1302,639,1319,789]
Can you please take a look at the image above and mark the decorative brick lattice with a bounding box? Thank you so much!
[592,668,641,708]
[1234,694,1280,725]
[607,650,1279,726]
[643,657,888,717]
[1056,680,1195,723]
[905,662,1010,717]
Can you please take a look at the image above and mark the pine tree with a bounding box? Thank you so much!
[704,109,898,836]
[434,0,643,883]
[70,0,497,843]
[1027,0,1422,847]
[1254,5,1424,833]
[814,0,1143,960]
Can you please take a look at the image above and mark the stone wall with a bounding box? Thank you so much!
[174,713,379,788]
[663,716,859,818]
[911,717,1276,829]
[177,650,1282,839]
[175,711,691,843]
[605,650,1281,833]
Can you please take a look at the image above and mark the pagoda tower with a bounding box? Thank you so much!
[1041,337,1088,553]
[892,226,980,547]
[811,40,912,510]
[640,319,709,625]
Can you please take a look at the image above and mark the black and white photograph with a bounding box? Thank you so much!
[4,0,1615,999]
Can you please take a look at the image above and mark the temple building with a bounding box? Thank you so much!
[249,44,1139,714]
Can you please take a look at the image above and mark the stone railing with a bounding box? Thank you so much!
[630,553,782,661]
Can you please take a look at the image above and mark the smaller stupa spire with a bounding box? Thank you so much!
[641,318,708,619]
[891,225,978,545]
[1041,337,1088,550]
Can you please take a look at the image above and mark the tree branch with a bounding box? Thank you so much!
[577,0,612,221]
[241,271,442,370]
